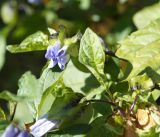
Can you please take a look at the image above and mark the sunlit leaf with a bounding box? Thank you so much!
[152,89,160,101]
[79,28,105,76]
[38,68,63,117]
[0,91,25,102]
[116,19,160,80]
[17,71,40,118]
[79,28,109,97]
[14,68,62,125]
[7,31,48,53]
[133,3,160,29]
[129,74,154,90]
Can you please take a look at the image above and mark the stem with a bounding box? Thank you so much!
[103,84,113,101]
[10,103,17,122]
[105,50,118,58]
[130,95,139,113]
[86,99,126,117]
[152,83,160,90]
[99,75,113,101]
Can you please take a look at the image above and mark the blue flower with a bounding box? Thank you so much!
[2,124,30,137]
[2,124,20,137]
[30,117,60,137]
[45,41,69,70]
[17,131,30,137]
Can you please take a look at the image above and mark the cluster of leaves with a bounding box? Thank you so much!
[0,0,137,91]
[0,1,160,137]
[1,0,159,91]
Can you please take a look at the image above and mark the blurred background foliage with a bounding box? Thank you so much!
[0,0,159,95]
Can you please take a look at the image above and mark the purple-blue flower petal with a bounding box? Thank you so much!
[30,118,59,137]
[45,42,69,69]
[53,42,61,56]
[57,46,67,56]
[57,54,70,70]
[58,62,65,70]
[17,131,30,137]
[45,46,54,59]
[48,59,58,69]
[45,42,61,59]
[2,124,20,137]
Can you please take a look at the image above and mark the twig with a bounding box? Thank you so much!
[129,95,139,113]
[85,99,126,117]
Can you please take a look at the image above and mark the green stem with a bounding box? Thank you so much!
[86,99,126,117]
[10,103,17,122]
[99,76,113,101]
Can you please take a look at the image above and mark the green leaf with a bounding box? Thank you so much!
[0,34,6,71]
[65,32,81,57]
[40,85,93,130]
[37,67,63,117]
[14,72,40,125]
[116,19,160,79]
[48,91,83,119]
[133,3,160,29]
[38,79,64,118]
[58,26,66,44]
[47,124,89,137]
[48,28,57,35]
[79,28,109,94]
[37,85,57,118]
[47,91,92,129]
[38,67,62,96]
[0,108,6,120]
[79,28,105,76]
[14,68,61,125]
[18,72,39,97]
[0,91,26,102]
[7,31,48,53]
[129,73,154,90]
[17,71,40,118]
[72,103,93,125]
[152,89,160,101]
[63,59,104,100]
[0,120,9,136]
[106,27,132,49]
[14,102,34,127]
[151,111,160,125]
[91,94,112,116]
[86,116,123,137]
[104,58,121,81]
[64,32,81,47]
[15,67,62,120]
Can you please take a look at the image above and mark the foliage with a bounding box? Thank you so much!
[0,0,160,137]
